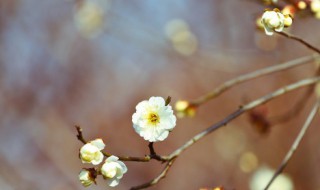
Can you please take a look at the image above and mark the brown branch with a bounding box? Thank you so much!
[75,125,87,144]
[148,142,164,161]
[130,158,177,190]
[270,68,320,125]
[277,31,320,54]
[131,76,320,189]
[264,100,320,190]
[148,142,156,155]
[74,125,167,162]
[270,82,314,125]
[76,76,320,189]
[190,54,317,107]
[168,76,320,160]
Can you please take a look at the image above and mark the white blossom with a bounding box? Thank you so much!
[79,169,95,187]
[261,10,285,35]
[101,156,127,187]
[132,96,177,142]
[80,139,105,165]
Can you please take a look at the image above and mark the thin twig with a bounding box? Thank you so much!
[190,54,317,107]
[277,31,320,54]
[264,100,320,190]
[148,142,156,155]
[270,68,320,125]
[168,76,320,159]
[130,158,177,190]
[76,77,320,189]
[75,125,166,162]
[75,125,87,144]
[270,82,314,125]
[165,96,171,106]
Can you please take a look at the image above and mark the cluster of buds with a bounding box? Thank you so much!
[260,9,293,36]
[78,139,127,187]
[258,0,320,29]
[77,96,177,187]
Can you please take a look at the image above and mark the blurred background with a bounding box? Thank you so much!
[1,0,320,189]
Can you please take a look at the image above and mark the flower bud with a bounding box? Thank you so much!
[80,139,105,165]
[282,5,295,17]
[101,156,128,187]
[79,169,96,187]
[297,1,307,10]
[261,9,286,36]
[283,15,293,27]
[175,100,196,118]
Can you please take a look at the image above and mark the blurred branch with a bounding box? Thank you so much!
[190,54,317,107]
[75,76,320,189]
[277,31,320,54]
[270,85,313,124]
[131,77,320,189]
[168,76,320,160]
[130,158,177,190]
[264,99,320,190]
[270,68,320,125]
[76,76,320,188]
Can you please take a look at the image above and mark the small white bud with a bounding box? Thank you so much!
[261,10,286,35]
[79,169,95,187]
[101,156,128,187]
[80,138,105,165]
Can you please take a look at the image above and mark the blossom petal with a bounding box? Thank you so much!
[101,155,127,187]
[91,151,104,165]
[117,161,128,174]
[108,178,120,187]
[106,155,119,162]
[149,96,165,108]
[156,130,169,141]
[90,138,105,150]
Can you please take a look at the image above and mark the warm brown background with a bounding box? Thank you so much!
[1,0,320,189]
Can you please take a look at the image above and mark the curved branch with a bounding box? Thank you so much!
[76,76,320,189]
[277,31,320,54]
[75,125,167,162]
[169,76,320,159]
[271,68,320,125]
[190,54,317,107]
[270,80,314,125]
[264,100,320,190]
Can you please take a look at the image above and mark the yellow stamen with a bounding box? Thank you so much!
[148,113,160,125]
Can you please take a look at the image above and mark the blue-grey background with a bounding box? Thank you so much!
[0,0,319,189]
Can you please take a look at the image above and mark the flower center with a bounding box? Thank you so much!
[147,113,160,125]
